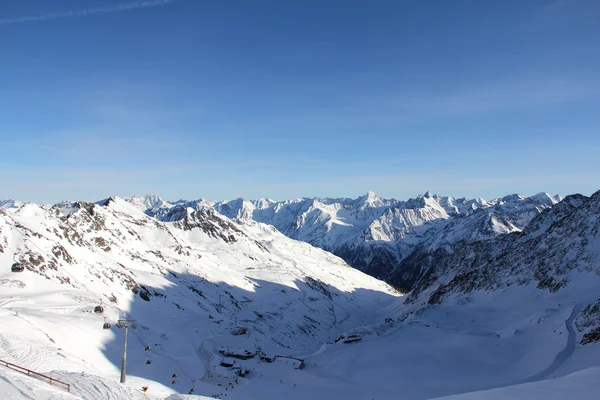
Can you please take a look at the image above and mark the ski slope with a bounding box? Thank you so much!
[2,272,599,399]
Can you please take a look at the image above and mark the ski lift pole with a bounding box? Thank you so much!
[121,324,128,384]
[118,319,135,384]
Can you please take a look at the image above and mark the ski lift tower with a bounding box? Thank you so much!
[116,319,136,384]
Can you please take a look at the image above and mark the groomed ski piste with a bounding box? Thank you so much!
[1,197,599,399]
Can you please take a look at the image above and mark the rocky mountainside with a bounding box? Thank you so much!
[399,191,600,322]
[130,192,560,291]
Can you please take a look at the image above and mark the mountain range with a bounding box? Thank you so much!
[1,189,599,399]
[118,191,561,291]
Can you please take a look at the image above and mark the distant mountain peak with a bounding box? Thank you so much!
[499,193,525,203]
[356,191,386,210]
[0,199,23,210]
[361,191,379,200]
[123,194,171,215]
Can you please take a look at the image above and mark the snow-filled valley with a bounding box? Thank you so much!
[1,191,599,399]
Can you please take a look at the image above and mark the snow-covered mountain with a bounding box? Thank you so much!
[0,196,398,398]
[399,190,600,309]
[1,190,599,400]
[133,191,560,290]
[0,199,23,210]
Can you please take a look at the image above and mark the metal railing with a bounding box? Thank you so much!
[0,358,71,392]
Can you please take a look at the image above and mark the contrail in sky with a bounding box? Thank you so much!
[0,0,180,25]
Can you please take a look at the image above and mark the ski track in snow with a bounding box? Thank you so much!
[519,303,585,384]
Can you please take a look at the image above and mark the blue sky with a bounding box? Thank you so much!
[1,0,599,204]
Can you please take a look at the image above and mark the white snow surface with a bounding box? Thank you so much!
[431,367,600,399]
[0,194,598,399]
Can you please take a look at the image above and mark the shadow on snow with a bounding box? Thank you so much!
[100,270,397,397]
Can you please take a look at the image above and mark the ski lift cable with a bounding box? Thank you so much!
[59,207,161,297]
[3,242,22,260]
[1,214,105,307]
[57,214,166,321]
[1,229,79,295]
[7,217,94,296]
[127,324,204,381]
[3,212,144,330]
[2,216,125,333]
[5,216,124,331]
[49,216,143,321]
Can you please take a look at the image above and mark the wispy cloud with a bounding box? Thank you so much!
[0,0,180,25]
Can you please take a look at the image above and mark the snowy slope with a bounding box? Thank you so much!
[430,367,600,399]
[0,197,398,399]
[0,367,151,400]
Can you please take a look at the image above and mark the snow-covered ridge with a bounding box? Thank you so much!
[401,190,600,310]
[119,191,560,289]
